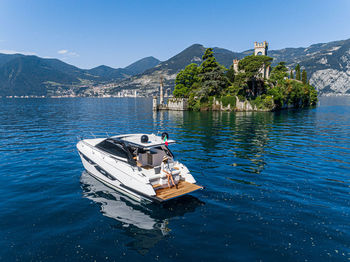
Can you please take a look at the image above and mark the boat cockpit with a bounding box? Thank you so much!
[95,136,176,174]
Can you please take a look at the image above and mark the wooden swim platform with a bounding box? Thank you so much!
[155,180,203,201]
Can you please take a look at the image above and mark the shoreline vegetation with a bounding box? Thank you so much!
[172,48,318,111]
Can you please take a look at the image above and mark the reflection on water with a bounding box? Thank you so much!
[80,171,204,254]
[154,110,274,175]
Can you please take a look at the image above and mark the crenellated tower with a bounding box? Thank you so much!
[254,41,268,56]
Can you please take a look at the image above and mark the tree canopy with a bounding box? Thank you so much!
[226,65,235,83]
[238,55,273,80]
[172,48,317,111]
[197,48,228,98]
[173,63,199,98]
[269,62,288,84]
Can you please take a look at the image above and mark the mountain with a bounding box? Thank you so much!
[124,56,160,75]
[0,55,81,96]
[2,38,350,97]
[107,44,244,96]
[0,54,161,96]
[108,39,350,96]
[268,39,350,95]
[87,65,130,81]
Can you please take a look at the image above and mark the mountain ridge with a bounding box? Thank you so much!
[1,38,350,97]
[0,53,161,96]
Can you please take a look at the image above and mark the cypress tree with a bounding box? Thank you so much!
[198,48,228,97]
[302,70,307,84]
[295,64,301,81]
[226,64,235,83]
[290,70,294,79]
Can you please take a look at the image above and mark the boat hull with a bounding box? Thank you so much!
[78,151,155,203]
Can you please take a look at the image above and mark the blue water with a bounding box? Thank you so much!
[0,97,349,261]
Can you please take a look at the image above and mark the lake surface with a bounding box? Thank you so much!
[0,97,349,261]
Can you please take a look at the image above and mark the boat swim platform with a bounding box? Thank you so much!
[155,180,203,201]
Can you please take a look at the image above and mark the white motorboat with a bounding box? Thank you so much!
[77,133,203,203]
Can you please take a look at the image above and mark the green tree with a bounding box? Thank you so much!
[269,62,288,84]
[197,48,228,98]
[290,70,294,79]
[172,48,318,111]
[238,55,273,80]
[226,64,235,83]
[289,81,304,107]
[301,70,307,84]
[295,64,301,81]
[173,63,199,98]
[235,55,273,97]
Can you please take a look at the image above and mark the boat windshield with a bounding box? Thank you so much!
[96,139,136,166]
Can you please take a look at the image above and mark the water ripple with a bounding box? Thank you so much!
[0,97,349,261]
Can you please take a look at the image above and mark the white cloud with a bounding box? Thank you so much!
[0,49,38,56]
[58,49,68,54]
[57,49,79,57]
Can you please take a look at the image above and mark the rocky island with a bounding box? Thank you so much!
[154,42,317,112]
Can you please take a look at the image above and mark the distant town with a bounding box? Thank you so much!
[1,84,174,98]
[1,88,173,98]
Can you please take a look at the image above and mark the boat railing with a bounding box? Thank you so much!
[76,131,116,141]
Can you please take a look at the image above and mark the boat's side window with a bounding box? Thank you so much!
[96,140,128,160]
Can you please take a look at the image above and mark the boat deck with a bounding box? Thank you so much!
[155,180,203,201]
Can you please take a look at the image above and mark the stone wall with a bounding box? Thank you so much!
[235,97,256,111]
[213,96,275,111]
[167,98,188,110]
[155,98,188,111]
[156,96,296,112]
[212,96,256,111]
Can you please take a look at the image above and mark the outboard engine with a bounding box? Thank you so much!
[141,135,149,143]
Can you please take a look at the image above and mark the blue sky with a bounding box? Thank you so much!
[0,0,349,69]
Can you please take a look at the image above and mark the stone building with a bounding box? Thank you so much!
[254,41,268,56]
[233,41,271,79]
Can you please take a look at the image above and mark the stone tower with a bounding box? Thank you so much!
[159,77,164,105]
[254,41,268,56]
[153,96,158,111]
[254,41,270,79]
[233,59,239,74]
